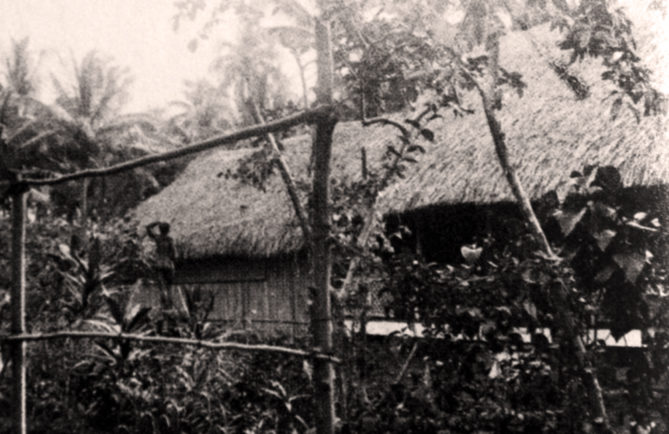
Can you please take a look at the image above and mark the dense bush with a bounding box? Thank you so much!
[0,215,315,433]
[374,166,669,433]
[1,166,668,433]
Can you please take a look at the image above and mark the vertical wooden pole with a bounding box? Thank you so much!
[11,189,27,434]
[311,1,336,432]
[78,178,89,247]
[291,252,299,340]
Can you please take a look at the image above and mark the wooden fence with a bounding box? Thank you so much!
[0,106,335,434]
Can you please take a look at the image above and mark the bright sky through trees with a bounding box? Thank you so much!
[0,0,222,113]
[0,0,665,113]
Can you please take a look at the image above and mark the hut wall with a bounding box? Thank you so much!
[173,253,311,334]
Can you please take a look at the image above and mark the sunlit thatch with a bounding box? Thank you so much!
[135,25,668,259]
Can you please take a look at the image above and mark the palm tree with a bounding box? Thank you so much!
[168,78,235,143]
[211,21,288,125]
[0,38,57,175]
[48,51,163,225]
[4,37,40,99]
[268,25,314,109]
[269,0,317,109]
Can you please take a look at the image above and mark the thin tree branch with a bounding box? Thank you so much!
[0,106,332,188]
[475,34,610,431]
[479,94,553,255]
[361,116,409,137]
[0,331,341,363]
[336,107,416,299]
[358,76,410,137]
[393,341,419,384]
[371,340,420,412]
[248,101,312,242]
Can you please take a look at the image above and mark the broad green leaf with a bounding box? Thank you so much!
[612,253,646,283]
[58,243,72,259]
[106,297,125,325]
[420,128,435,142]
[407,144,426,153]
[633,212,647,221]
[554,207,586,236]
[594,166,622,192]
[593,229,617,252]
[125,304,152,332]
[461,245,482,264]
[594,265,616,283]
[523,300,538,320]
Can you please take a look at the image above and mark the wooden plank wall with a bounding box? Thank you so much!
[170,253,311,335]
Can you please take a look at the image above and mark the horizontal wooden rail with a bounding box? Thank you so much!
[0,330,340,363]
[0,105,331,188]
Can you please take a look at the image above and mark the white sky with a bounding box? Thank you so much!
[0,0,666,113]
[0,0,226,113]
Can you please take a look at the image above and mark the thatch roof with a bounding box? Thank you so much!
[135,25,668,259]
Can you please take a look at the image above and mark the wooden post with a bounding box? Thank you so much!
[79,177,89,245]
[10,188,27,434]
[311,1,337,432]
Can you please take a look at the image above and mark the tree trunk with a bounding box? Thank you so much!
[311,2,337,432]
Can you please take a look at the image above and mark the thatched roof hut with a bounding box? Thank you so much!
[135,25,668,260]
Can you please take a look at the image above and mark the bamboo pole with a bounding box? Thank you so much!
[10,188,27,434]
[311,2,337,432]
[0,331,340,363]
[0,106,330,188]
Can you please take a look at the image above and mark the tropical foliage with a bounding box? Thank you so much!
[0,0,667,433]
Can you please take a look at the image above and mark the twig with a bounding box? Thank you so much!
[336,106,416,299]
[0,106,332,188]
[358,78,410,137]
[0,331,341,363]
[361,116,409,137]
[360,147,367,180]
[372,341,420,411]
[393,341,418,384]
